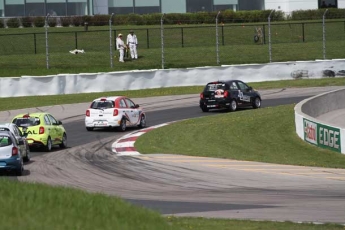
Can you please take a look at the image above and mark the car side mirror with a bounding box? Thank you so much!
[248,86,253,91]
[58,121,62,125]
[135,104,139,108]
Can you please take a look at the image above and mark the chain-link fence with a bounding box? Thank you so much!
[0,11,344,75]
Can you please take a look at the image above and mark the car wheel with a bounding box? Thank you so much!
[59,133,67,148]
[45,137,52,152]
[118,118,126,132]
[201,106,209,112]
[138,115,146,128]
[252,97,261,109]
[229,99,237,112]
[23,147,30,163]
[86,127,94,131]
[16,161,24,176]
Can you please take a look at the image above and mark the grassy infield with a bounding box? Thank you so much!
[0,20,345,77]
[1,23,345,229]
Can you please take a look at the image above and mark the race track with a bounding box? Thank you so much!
[10,87,345,224]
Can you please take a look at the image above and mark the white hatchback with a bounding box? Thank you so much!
[85,96,146,131]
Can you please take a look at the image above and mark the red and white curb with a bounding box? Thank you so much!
[112,122,173,156]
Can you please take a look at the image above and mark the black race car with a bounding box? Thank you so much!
[199,80,261,112]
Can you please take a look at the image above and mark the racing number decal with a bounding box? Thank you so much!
[238,90,251,102]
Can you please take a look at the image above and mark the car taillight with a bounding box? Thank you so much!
[86,110,90,117]
[224,91,229,98]
[200,93,204,99]
[39,126,44,134]
[113,109,118,116]
[12,147,18,156]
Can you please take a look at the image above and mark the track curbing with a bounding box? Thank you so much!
[112,122,174,156]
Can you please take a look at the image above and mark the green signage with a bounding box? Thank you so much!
[303,118,341,153]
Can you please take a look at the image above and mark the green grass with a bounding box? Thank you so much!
[0,179,176,230]
[1,179,345,230]
[1,78,344,112]
[135,104,345,168]
[168,217,345,230]
[0,20,344,77]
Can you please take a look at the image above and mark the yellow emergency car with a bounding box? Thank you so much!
[12,113,67,152]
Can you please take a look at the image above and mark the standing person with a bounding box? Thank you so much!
[255,27,263,45]
[116,33,125,63]
[126,30,138,60]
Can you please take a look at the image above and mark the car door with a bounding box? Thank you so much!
[236,81,252,106]
[49,114,63,144]
[118,98,130,125]
[12,125,26,155]
[45,114,57,144]
[125,98,140,125]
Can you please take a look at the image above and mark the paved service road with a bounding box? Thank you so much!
[1,86,345,224]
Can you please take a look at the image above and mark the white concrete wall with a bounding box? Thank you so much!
[295,88,345,154]
[1,59,344,98]
[289,0,318,11]
[265,0,289,11]
[265,0,318,14]
[338,0,345,8]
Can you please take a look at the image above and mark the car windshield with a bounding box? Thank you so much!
[13,117,40,127]
[205,83,226,92]
[0,136,12,147]
[91,101,114,109]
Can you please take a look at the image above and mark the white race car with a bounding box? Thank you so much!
[85,96,146,131]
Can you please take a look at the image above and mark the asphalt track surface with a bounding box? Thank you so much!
[5,92,345,224]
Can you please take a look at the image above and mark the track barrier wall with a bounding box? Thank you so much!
[1,59,345,98]
[295,88,345,154]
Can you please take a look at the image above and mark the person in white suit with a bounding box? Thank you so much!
[116,33,125,62]
[126,30,138,60]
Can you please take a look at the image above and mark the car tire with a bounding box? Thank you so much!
[252,97,261,109]
[201,106,209,112]
[45,137,52,152]
[59,133,67,148]
[16,162,24,176]
[23,147,30,163]
[86,127,94,131]
[138,115,146,128]
[118,118,127,132]
[229,99,237,112]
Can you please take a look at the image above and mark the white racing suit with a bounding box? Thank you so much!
[116,37,125,62]
[126,33,138,59]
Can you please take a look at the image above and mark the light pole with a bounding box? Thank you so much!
[161,13,165,69]
[268,10,274,63]
[322,9,328,60]
[109,13,115,68]
[45,13,50,69]
[216,11,221,65]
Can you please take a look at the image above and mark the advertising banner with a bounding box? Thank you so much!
[303,118,341,153]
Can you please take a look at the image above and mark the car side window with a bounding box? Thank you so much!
[48,114,58,125]
[119,99,127,108]
[230,82,239,90]
[0,136,12,147]
[44,115,51,125]
[125,98,136,108]
[15,126,23,137]
[12,126,20,137]
[237,81,249,91]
